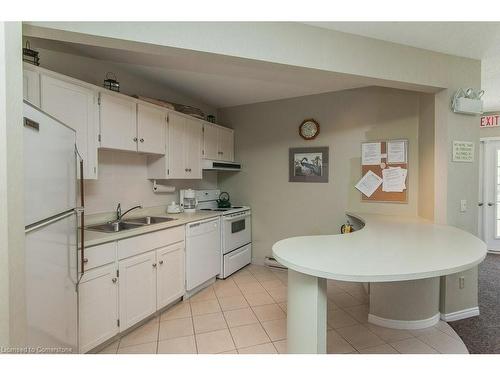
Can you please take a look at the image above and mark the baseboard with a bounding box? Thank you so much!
[440,306,479,322]
[368,312,440,330]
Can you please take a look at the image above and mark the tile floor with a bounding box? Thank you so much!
[98,264,468,354]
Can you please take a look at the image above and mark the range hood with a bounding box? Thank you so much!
[202,159,241,171]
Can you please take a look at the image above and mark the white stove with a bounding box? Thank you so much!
[189,189,252,278]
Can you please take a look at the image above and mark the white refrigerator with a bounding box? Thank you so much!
[23,101,81,352]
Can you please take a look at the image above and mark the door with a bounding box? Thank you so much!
[118,251,157,330]
[25,210,78,352]
[23,68,40,106]
[185,118,203,179]
[480,139,500,252]
[167,112,187,178]
[218,127,234,162]
[40,74,98,179]
[203,122,219,160]
[137,103,166,155]
[156,242,185,310]
[78,263,119,353]
[99,93,137,152]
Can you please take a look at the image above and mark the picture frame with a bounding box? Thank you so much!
[289,147,329,183]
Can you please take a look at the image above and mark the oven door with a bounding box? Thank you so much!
[222,210,251,254]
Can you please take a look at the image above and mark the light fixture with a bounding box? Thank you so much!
[451,88,484,115]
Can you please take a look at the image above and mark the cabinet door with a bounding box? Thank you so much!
[218,127,234,162]
[40,74,99,179]
[99,93,137,152]
[167,112,187,178]
[118,251,157,330]
[137,103,166,155]
[23,68,40,106]
[185,118,203,179]
[203,122,219,160]
[78,264,119,353]
[156,242,185,310]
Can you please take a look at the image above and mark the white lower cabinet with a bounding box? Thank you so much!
[156,242,185,310]
[118,250,157,331]
[78,263,119,353]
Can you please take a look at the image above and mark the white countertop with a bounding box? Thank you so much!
[272,213,487,282]
[82,211,221,248]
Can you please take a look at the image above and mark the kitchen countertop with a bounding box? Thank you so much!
[272,212,487,282]
[82,211,222,248]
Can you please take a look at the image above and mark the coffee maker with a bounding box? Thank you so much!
[179,189,198,213]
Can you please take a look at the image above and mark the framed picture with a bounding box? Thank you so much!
[289,147,329,183]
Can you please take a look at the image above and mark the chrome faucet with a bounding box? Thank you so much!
[115,203,142,221]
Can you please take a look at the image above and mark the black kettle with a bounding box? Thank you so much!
[217,192,231,208]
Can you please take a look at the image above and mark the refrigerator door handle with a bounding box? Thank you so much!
[25,210,76,233]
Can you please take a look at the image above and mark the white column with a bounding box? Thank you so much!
[287,269,327,354]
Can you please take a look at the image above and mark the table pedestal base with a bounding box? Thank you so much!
[287,270,327,354]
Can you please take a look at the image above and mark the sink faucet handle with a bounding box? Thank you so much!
[116,203,122,220]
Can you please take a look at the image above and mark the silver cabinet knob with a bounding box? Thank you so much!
[140,138,144,143]
[112,277,117,283]
[478,202,484,206]
[152,263,157,268]
[83,258,88,264]
[185,168,188,172]
[488,202,495,206]
[159,260,164,265]
[133,137,138,142]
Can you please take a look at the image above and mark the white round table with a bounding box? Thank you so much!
[272,213,487,354]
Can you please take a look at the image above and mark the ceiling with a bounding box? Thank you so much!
[304,22,500,60]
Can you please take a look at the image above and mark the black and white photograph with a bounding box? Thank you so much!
[289,147,329,182]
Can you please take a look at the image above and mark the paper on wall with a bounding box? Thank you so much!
[387,140,407,163]
[362,142,382,165]
[355,170,383,197]
[382,167,407,192]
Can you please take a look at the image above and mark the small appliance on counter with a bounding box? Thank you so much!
[167,201,182,214]
[180,189,198,213]
[217,191,231,208]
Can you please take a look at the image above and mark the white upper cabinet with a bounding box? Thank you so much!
[23,67,40,107]
[137,103,166,154]
[40,74,99,179]
[99,92,138,152]
[167,112,187,178]
[203,122,234,162]
[185,117,203,179]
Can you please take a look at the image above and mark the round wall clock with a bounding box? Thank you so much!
[299,119,320,140]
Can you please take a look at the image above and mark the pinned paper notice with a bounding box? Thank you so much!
[382,167,407,192]
[362,142,382,165]
[387,140,407,163]
[355,170,383,197]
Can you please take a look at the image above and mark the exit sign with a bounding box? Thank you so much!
[480,114,500,128]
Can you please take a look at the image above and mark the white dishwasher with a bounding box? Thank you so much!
[185,217,221,291]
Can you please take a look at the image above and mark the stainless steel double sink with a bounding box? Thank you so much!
[85,216,177,233]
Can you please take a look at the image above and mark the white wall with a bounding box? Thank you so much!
[218,87,420,263]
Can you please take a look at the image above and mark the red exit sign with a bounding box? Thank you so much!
[481,114,500,128]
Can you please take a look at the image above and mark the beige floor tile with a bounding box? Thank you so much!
[157,335,197,354]
[214,282,242,298]
[266,286,287,303]
[190,299,221,316]
[244,292,275,306]
[347,290,370,304]
[196,329,236,354]
[327,309,358,329]
[252,304,286,322]
[364,323,413,343]
[260,279,284,291]
[336,324,384,350]
[327,329,356,354]
[238,282,267,295]
[278,302,287,313]
[98,340,119,354]
[158,317,194,341]
[238,343,278,354]
[390,337,438,354]
[218,350,238,354]
[343,305,369,324]
[119,319,159,348]
[273,339,287,354]
[417,331,468,354]
[247,264,271,274]
[233,274,258,285]
[189,286,217,302]
[329,292,364,308]
[327,299,341,311]
[218,294,249,311]
[230,323,270,348]
[117,341,157,354]
[193,312,228,334]
[160,300,191,321]
[224,307,259,327]
[434,320,462,340]
[253,272,279,283]
[408,326,441,337]
[261,319,287,341]
[341,283,367,295]
[358,344,398,354]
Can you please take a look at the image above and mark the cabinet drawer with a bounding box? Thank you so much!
[117,226,185,260]
[223,243,251,278]
[79,242,116,271]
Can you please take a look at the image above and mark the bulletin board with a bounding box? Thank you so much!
[360,139,408,203]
